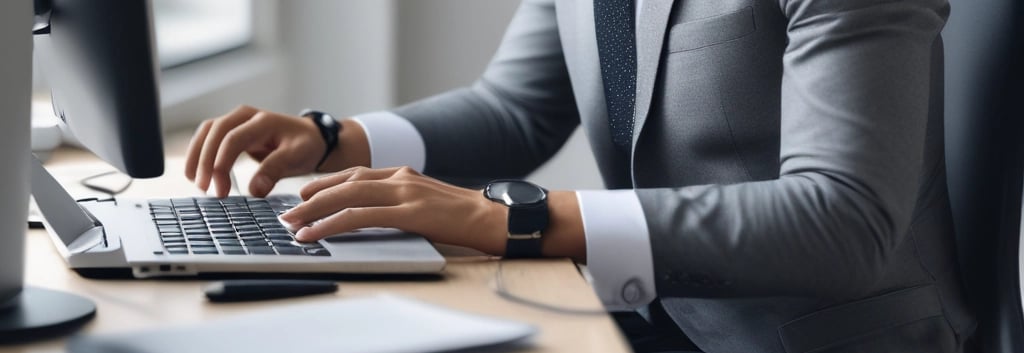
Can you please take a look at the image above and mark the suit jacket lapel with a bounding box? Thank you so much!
[631,0,675,155]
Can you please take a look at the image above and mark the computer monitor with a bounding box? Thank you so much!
[0,0,163,342]
[34,0,164,178]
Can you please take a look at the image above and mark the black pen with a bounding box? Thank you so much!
[203,279,338,302]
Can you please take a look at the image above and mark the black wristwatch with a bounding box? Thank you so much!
[484,180,549,258]
[299,109,341,172]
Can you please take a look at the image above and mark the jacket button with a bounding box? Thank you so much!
[621,278,644,304]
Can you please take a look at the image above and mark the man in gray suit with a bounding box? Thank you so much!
[185,0,975,351]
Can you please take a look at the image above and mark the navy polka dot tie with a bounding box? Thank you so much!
[594,0,637,154]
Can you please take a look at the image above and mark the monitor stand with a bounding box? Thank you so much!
[0,0,95,343]
[0,287,95,343]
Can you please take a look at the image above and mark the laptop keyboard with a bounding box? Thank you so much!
[148,196,331,256]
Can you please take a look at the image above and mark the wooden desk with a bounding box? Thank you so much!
[2,139,630,353]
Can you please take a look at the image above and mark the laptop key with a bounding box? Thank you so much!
[217,240,242,248]
[260,222,286,230]
[275,247,306,255]
[235,225,260,232]
[248,247,275,255]
[304,247,331,256]
[158,226,182,233]
[275,240,317,248]
[191,248,220,255]
[221,246,247,255]
[270,240,298,247]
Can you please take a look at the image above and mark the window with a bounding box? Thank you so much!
[153,0,253,68]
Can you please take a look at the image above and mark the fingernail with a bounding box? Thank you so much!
[251,175,271,195]
[278,214,297,228]
[295,227,311,241]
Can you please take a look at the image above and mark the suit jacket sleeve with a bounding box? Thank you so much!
[391,0,579,183]
[638,0,950,299]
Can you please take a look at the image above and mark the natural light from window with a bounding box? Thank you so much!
[153,0,252,68]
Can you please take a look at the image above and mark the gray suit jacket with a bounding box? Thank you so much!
[392,0,975,352]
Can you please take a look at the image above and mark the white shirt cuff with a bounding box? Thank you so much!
[577,190,657,311]
[351,112,426,172]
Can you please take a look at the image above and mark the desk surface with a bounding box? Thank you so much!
[3,137,630,353]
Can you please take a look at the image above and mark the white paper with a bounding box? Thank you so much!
[68,294,537,353]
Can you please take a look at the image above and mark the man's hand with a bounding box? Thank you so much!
[184,105,369,198]
[278,166,510,254]
[278,166,588,259]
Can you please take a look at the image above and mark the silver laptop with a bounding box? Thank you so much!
[32,159,446,279]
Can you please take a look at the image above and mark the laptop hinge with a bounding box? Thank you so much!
[30,155,109,249]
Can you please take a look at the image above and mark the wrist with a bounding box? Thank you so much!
[473,181,585,258]
[475,186,585,260]
[320,119,370,172]
[543,191,586,261]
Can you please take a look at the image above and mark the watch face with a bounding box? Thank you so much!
[486,181,546,206]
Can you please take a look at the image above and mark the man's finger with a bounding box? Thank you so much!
[294,206,409,242]
[184,120,213,182]
[211,115,276,198]
[248,147,298,197]
[299,167,402,200]
[194,106,258,192]
[281,180,400,227]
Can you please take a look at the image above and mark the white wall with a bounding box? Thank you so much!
[393,0,519,103]
[278,0,397,116]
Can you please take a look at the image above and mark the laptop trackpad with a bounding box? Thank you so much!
[322,228,424,243]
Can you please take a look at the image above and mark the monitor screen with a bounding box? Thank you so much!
[34,0,164,178]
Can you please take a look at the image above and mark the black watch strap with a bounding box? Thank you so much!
[299,109,341,172]
[505,203,548,258]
